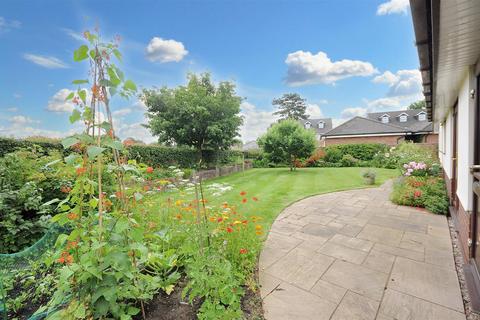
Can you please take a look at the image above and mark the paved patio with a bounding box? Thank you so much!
[259,181,466,320]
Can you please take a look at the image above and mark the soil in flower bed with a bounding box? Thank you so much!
[137,272,264,320]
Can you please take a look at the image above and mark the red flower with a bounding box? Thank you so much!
[239,248,248,254]
[240,191,246,196]
[414,190,422,198]
[217,217,223,223]
[226,227,233,233]
[76,167,86,176]
[252,197,258,201]
[146,167,154,173]
[242,198,247,203]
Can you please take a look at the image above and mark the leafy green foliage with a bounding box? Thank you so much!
[325,143,388,162]
[390,176,449,214]
[0,149,73,253]
[408,100,426,110]
[272,93,308,120]
[142,73,243,152]
[258,119,316,170]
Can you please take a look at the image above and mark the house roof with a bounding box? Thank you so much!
[323,116,409,137]
[366,109,432,133]
[299,118,333,135]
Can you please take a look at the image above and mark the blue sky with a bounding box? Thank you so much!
[0,0,420,143]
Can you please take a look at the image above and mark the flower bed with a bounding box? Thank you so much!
[390,161,449,214]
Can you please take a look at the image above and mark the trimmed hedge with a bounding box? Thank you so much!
[128,145,243,169]
[0,137,65,157]
[0,137,243,169]
[324,143,388,161]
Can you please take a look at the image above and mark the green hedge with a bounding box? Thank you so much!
[128,145,243,169]
[0,137,65,157]
[324,143,388,162]
[0,137,244,169]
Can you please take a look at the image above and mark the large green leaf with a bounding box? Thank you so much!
[61,136,80,149]
[78,89,87,104]
[123,79,137,92]
[72,79,89,85]
[73,45,89,62]
[107,66,121,86]
[113,49,122,61]
[65,92,75,101]
[87,146,106,159]
[69,109,81,123]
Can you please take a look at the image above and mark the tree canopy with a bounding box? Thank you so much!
[142,73,243,153]
[408,100,426,110]
[258,119,316,171]
[272,93,308,120]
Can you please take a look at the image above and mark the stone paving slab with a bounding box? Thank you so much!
[259,181,466,320]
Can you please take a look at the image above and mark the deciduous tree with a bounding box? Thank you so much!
[142,73,243,160]
[258,119,316,171]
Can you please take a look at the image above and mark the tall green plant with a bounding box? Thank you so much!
[45,29,158,320]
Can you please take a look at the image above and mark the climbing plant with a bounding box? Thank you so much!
[44,29,159,319]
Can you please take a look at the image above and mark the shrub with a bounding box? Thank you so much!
[0,148,73,253]
[324,147,343,163]
[392,142,437,168]
[305,148,326,167]
[340,154,359,167]
[390,176,449,214]
[325,143,388,161]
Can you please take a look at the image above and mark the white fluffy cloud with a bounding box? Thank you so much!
[145,37,188,63]
[46,89,75,113]
[239,102,278,142]
[23,54,69,69]
[285,51,377,86]
[306,104,324,118]
[377,0,410,15]
[373,69,422,98]
[0,17,20,33]
[340,107,367,119]
[9,115,39,125]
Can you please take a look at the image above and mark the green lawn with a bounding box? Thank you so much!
[155,167,398,229]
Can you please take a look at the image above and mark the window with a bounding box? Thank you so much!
[318,122,324,129]
[418,113,426,121]
[381,116,389,123]
[399,115,407,122]
[304,122,311,129]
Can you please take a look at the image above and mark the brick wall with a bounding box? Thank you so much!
[424,133,439,144]
[444,169,471,262]
[324,135,405,146]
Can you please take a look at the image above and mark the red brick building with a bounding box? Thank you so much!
[322,110,437,146]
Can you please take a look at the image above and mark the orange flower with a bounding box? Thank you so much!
[255,230,263,235]
[66,241,78,249]
[222,202,229,209]
[255,225,262,230]
[76,167,86,176]
[252,197,258,201]
[226,227,233,233]
[176,214,182,220]
[143,185,150,191]
[146,167,154,173]
[57,257,65,264]
[60,186,72,193]
[240,191,246,196]
[209,217,216,222]
[67,212,78,220]
[239,248,248,254]
[66,254,74,265]
[242,198,247,203]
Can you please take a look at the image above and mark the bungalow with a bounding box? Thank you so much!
[322,110,437,146]
[299,118,333,146]
[411,0,480,310]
